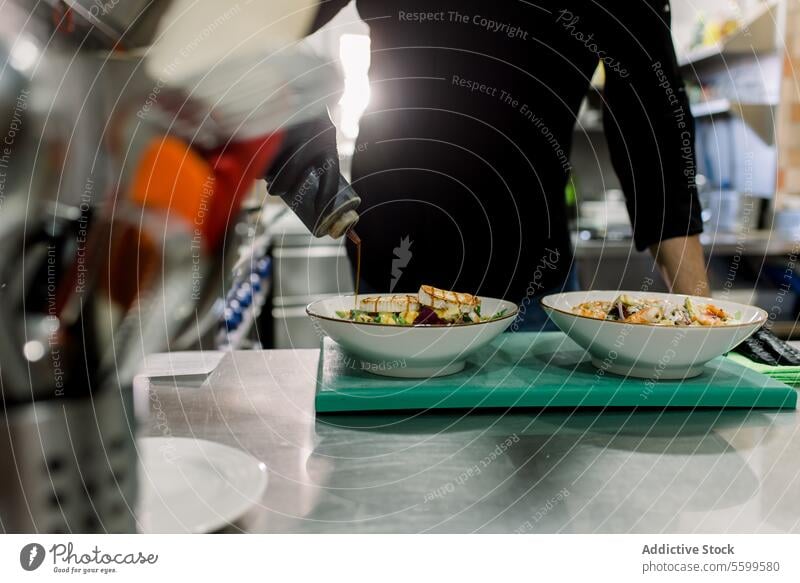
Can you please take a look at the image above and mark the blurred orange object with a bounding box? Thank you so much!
[129,135,212,228]
[203,135,284,248]
[129,132,283,249]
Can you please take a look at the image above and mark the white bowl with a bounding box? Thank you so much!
[306,295,518,378]
[541,291,767,379]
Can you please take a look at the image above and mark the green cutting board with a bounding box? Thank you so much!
[315,332,797,413]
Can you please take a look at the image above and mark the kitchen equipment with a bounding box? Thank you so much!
[694,113,776,234]
[578,189,631,239]
[700,188,743,234]
[273,245,353,297]
[307,295,518,377]
[268,208,356,349]
[541,291,766,379]
[0,0,143,532]
[213,201,277,350]
[0,385,137,533]
[137,437,267,534]
[732,327,800,366]
[0,0,337,533]
[773,208,800,240]
[315,332,795,413]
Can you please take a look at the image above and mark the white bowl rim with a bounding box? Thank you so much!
[306,294,519,329]
[540,290,768,330]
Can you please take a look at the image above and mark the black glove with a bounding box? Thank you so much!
[732,326,800,366]
[265,114,340,204]
[265,113,359,237]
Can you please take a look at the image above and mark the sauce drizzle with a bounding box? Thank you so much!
[347,229,361,310]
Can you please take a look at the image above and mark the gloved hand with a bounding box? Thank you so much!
[264,113,360,238]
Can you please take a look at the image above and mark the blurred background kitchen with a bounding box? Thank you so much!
[220,0,800,349]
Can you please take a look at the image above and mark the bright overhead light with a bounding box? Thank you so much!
[10,36,39,72]
[338,34,371,140]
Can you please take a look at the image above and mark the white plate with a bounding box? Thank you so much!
[541,290,766,379]
[137,437,267,534]
[307,294,518,378]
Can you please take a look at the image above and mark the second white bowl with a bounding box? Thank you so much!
[541,291,766,379]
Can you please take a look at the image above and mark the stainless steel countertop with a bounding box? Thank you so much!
[139,349,800,533]
[574,231,799,258]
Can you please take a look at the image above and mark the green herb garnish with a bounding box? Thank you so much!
[490,309,508,320]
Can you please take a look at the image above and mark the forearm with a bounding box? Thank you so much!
[649,235,710,297]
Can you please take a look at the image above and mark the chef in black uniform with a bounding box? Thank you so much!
[281,1,710,329]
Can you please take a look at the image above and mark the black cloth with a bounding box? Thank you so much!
[314,0,702,300]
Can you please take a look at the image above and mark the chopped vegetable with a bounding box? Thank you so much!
[491,308,508,320]
[572,295,739,327]
[334,286,512,327]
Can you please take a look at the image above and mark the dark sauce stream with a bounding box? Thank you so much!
[347,229,361,310]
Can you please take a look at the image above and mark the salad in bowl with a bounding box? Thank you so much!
[307,285,517,378]
[542,291,766,379]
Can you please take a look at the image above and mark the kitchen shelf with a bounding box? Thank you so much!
[690,99,778,144]
[677,2,779,68]
[690,98,734,117]
[691,98,776,116]
[679,43,727,68]
[573,230,798,258]
[770,321,800,340]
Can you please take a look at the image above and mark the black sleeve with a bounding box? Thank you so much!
[599,0,703,251]
[308,0,354,34]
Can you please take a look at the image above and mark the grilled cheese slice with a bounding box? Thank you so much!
[348,295,420,325]
[358,295,420,314]
[418,285,480,314]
